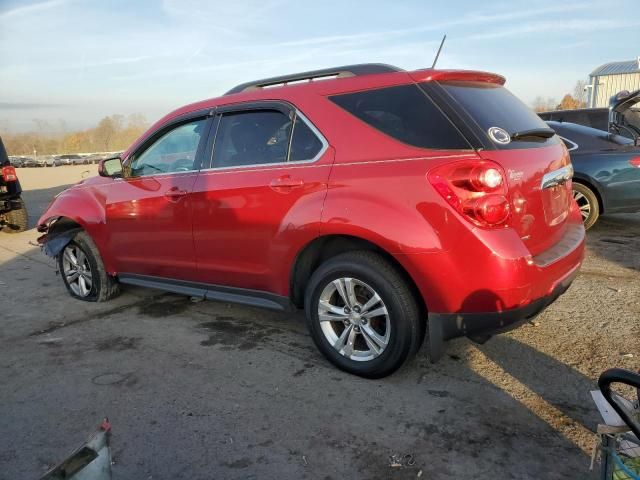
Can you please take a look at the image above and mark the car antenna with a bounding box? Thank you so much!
[431,34,447,69]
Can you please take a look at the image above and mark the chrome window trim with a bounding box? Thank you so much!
[541,164,574,190]
[200,108,329,173]
[559,136,578,152]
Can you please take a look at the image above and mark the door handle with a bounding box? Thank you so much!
[269,175,305,191]
[164,187,188,202]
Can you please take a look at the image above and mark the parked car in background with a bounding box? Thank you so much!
[37,63,585,378]
[23,157,47,167]
[52,154,82,166]
[84,154,103,164]
[8,156,28,168]
[546,121,640,229]
[71,155,92,165]
[1,138,28,233]
[539,90,640,142]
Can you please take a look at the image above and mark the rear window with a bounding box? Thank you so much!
[329,84,470,150]
[439,81,559,149]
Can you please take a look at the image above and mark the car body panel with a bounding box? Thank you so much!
[547,121,640,214]
[99,172,199,279]
[191,150,334,295]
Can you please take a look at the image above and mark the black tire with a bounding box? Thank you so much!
[57,231,120,302]
[573,182,599,230]
[2,199,28,233]
[304,251,424,378]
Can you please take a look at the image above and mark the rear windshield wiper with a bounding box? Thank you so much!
[510,128,556,141]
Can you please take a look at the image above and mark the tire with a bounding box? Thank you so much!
[58,231,120,302]
[2,199,28,233]
[304,251,423,378]
[573,183,599,230]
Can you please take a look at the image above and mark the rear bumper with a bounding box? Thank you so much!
[427,263,580,362]
[0,196,23,213]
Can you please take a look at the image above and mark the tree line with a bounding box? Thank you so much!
[531,80,588,113]
[1,114,149,156]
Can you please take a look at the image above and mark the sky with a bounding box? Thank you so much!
[1,0,639,133]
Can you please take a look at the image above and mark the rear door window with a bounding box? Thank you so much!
[438,81,560,150]
[329,84,470,150]
[290,115,324,161]
[212,110,292,168]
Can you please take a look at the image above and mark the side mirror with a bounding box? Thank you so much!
[98,157,123,178]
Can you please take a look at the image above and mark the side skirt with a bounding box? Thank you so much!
[118,273,293,311]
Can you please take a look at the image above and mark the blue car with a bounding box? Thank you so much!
[546,121,640,229]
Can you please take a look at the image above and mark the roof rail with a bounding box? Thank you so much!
[224,63,403,95]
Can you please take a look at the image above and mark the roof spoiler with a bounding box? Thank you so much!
[224,63,404,95]
[409,69,506,85]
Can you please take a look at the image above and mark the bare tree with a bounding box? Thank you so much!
[573,80,587,108]
[532,96,547,112]
[532,96,558,113]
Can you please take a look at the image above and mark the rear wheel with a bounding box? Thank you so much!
[58,231,120,302]
[304,251,423,378]
[573,183,599,230]
[2,198,28,233]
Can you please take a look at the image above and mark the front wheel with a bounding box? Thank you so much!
[304,251,423,378]
[573,183,599,230]
[58,231,120,302]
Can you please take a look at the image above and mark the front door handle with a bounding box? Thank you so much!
[164,187,188,202]
[269,175,305,192]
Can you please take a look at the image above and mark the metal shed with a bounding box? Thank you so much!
[588,58,640,108]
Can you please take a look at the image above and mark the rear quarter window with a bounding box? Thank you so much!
[438,81,560,150]
[329,84,470,150]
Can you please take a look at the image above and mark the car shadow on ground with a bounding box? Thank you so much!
[586,213,640,272]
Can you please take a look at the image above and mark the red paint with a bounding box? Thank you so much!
[38,67,584,318]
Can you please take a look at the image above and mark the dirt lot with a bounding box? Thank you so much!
[1,165,638,479]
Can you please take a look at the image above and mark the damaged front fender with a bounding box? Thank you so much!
[38,226,83,257]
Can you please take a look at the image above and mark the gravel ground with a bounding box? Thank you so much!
[0,165,638,479]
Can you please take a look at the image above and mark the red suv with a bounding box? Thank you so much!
[37,64,585,378]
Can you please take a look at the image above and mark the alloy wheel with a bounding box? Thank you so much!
[573,189,591,221]
[317,277,390,362]
[62,245,93,297]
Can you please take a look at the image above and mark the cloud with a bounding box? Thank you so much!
[231,2,591,52]
[0,0,69,19]
[0,101,66,109]
[466,18,640,40]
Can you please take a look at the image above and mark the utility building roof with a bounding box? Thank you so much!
[590,59,640,77]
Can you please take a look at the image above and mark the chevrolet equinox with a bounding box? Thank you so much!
[37,64,585,378]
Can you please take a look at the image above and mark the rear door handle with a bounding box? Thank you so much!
[269,175,305,191]
[164,187,188,202]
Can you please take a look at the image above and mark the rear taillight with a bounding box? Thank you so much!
[1,166,17,182]
[630,157,640,168]
[428,160,510,228]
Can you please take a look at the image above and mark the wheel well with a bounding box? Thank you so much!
[573,178,604,214]
[47,216,83,236]
[290,235,426,315]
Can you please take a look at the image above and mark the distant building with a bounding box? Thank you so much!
[588,58,640,108]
